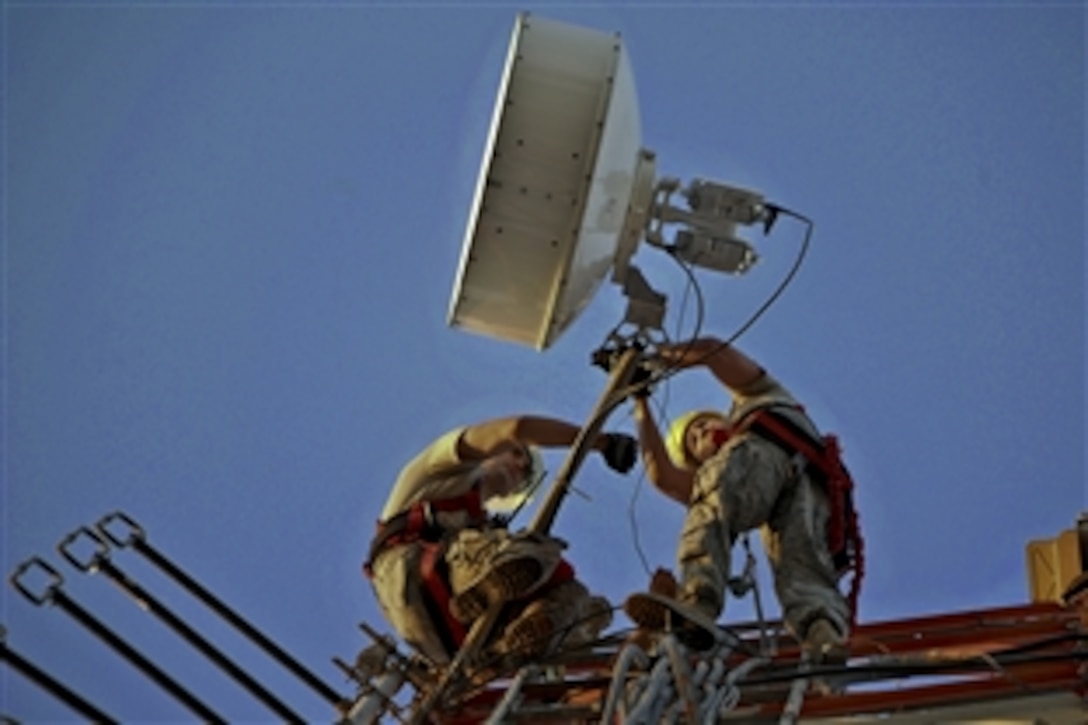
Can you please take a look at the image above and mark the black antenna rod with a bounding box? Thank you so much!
[1,625,118,724]
[57,527,305,724]
[97,511,347,710]
[9,557,226,724]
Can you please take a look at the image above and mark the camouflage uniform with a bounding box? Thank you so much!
[677,374,850,640]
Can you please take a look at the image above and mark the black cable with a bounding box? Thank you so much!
[987,630,1087,656]
[617,204,813,613]
[616,205,811,598]
[655,252,708,384]
[733,632,1088,687]
[670,254,707,336]
[626,469,654,577]
[668,203,814,374]
[674,259,696,346]
[625,253,708,577]
[616,202,814,402]
[603,203,813,431]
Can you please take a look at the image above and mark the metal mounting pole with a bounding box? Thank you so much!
[530,344,642,536]
[409,344,644,724]
[408,585,502,724]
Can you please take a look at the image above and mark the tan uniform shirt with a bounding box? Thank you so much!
[379,426,484,533]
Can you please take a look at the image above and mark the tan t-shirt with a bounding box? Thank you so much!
[379,427,483,530]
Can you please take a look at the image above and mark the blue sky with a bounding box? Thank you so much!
[4,2,1084,721]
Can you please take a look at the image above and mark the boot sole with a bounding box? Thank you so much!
[450,558,544,623]
[623,591,719,652]
[623,593,668,630]
[503,610,555,657]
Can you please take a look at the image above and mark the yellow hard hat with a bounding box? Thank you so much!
[486,445,545,513]
[666,410,725,470]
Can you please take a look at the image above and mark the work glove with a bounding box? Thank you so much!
[630,362,656,399]
[601,433,638,474]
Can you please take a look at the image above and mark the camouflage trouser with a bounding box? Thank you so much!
[678,434,849,638]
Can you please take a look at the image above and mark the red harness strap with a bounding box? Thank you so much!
[419,541,467,648]
[425,487,486,519]
[549,559,575,586]
[364,488,487,576]
[740,408,865,627]
[364,488,488,655]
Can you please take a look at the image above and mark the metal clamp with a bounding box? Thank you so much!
[57,526,110,574]
[10,556,63,606]
[97,510,146,547]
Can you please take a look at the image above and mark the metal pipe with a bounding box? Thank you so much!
[96,511,347,710]
[1,627,117,724]
[649,682,675,725]
[530,345,642,535]
[9,556,226,724]
[778,659,810,725]
[57,526,304,724]
[344,672,405,725]
[703,655,767,721]
[625,650,672,724]
[738,536,775,657]
[601,642,650,725]
[483,664,537,725]
[660,634,698,723]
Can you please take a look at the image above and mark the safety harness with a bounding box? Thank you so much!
[736,405,865,627]
[363,488,488,656]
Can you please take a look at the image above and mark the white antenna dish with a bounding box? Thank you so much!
[448,13,776,350]
[448,13,645,350]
